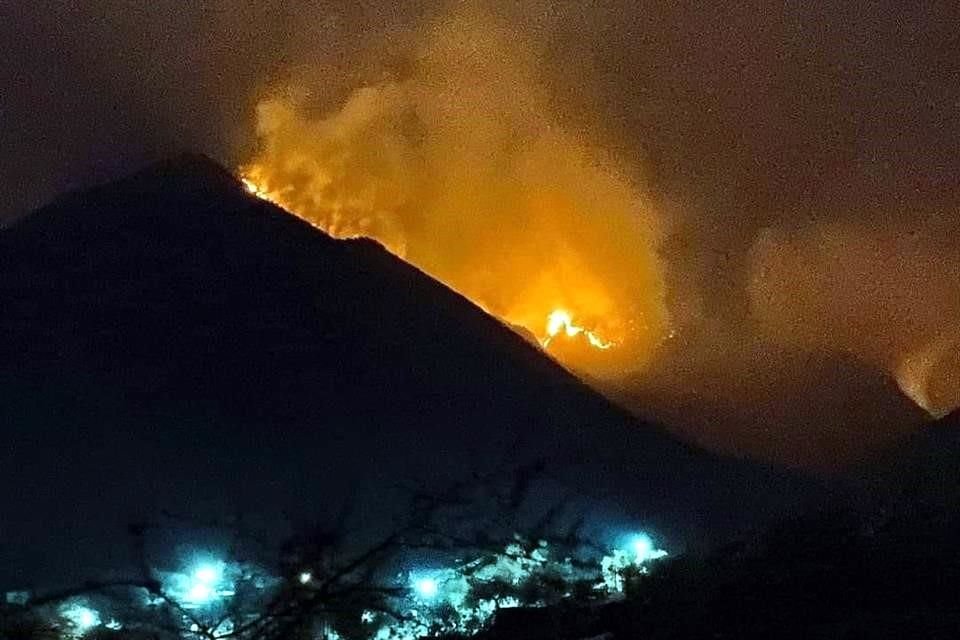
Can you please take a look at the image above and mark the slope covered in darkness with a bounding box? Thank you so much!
[0,155,815,589]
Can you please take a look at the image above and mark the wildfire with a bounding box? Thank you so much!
[238,171,621,357]
[241,176,271,200]
[234,25,672,379]
[541,309,614,350]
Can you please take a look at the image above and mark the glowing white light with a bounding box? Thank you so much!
[413,577,439,599]
[298,571,312,585]
[187,582,214,604]
[181,561,226,605]
[61,603,101,633]
[632,535,653,561]
[194,564,222,585]
[628,533,668,564]
[76,609,98,629]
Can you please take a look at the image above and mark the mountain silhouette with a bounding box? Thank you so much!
[0,155,814,589]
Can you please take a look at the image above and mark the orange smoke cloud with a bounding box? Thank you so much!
[749,218,960,417]
[240,6,670,377]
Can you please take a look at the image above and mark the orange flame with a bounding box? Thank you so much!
[238,170,624,358]
[234,10,671,379]
[541,309,614,350]
[241,176,271,201]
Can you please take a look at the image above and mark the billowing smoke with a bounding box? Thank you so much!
[240,5,670,376]
[3,1,958,469]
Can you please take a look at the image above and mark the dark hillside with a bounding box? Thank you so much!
[0,155,814,589]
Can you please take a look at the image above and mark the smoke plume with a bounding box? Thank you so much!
[3,0,958,468]
[241,5,670,376]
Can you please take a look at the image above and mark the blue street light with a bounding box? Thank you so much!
[412,575,439,600]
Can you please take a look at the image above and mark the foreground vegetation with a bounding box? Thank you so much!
[4,468,960,640]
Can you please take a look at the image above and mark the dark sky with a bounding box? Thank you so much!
[2,0,959,467]
[3,1,956,223]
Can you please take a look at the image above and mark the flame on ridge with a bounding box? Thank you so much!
[542,309,614,350]
[239,171,626,357]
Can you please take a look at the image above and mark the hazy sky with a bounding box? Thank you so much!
[2,0,958,468]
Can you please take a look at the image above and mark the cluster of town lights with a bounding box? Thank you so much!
[38,532,665,638]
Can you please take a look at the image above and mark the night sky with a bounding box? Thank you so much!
[2,1,959,466]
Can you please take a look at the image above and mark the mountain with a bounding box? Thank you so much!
[619,338,928,472]
[890,407,960,470]
[0,155,815,589]
[851,407,960,503]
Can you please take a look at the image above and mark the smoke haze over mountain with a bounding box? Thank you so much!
[3,0,958,467]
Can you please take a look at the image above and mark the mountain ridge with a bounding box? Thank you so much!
[0,155,815,589]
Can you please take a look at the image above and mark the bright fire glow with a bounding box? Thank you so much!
[239,170,631,362]
[234,9,672,378]
[241,176,271,200]
[541,309,614,350]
